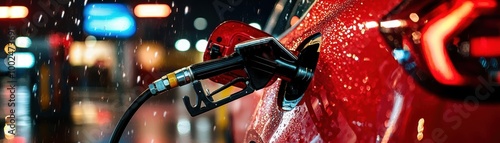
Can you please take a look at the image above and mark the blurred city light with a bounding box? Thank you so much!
[14,37,32,48]
[175,39,190,51]
[195,39,208,52]
[0,7,9,18]
[9,6,29,18]
[4,43,15,55]
[177,118,191,135]
[69,41,116,66]
[0,6,28,18]
[134,4,171,18]
[5,52,35,68]
[137,42,166,69]
[194,17,208,30]
[83,4,136,38]
[249,23,261,30]
[71,102,97,125]
[84,35,97,47]
[48,33,73,48]
[290,16,300,26]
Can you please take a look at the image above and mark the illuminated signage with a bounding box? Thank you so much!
[83,4,136,38]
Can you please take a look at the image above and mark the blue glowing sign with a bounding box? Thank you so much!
[83,4,136,38]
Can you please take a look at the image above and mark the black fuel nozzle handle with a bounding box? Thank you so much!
[235,37,307,89]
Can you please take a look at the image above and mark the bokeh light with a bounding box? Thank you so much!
[134,4,171,18]
[175,39,191,51]
[14,37,31,48]
[194,17,208,30]
[195,39,208,52]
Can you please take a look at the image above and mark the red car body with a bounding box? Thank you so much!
[227,0,500,142]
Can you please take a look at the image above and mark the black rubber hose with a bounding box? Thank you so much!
[109,90,153,143]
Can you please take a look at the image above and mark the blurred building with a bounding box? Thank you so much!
[0,0,277,142]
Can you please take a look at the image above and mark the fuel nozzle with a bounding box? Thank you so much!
[148,37,314,116]
[111,22,316,143]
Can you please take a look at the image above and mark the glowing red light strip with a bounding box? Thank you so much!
[421,0,496,85]
[471,37,500,57]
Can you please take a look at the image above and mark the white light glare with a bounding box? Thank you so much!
[175,39,191,51]
[249,23,261,30]
[4,52,35,68]
[15,37,32,48]
[177,118,191,135]
[195,39,208,52]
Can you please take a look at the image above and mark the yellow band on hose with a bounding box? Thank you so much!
[167,73,178,88]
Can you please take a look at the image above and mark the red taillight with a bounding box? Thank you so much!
[381,0,499,88]
[471,37,500,56]
[421,0,497,85]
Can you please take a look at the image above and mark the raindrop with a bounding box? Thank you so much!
[32,84,38,93]
[38,14,43,22]
[153,111,157,116]
[163,111,167,117]
[137,76,141,83]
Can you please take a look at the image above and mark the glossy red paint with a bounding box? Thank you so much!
[203,21,273,88]
[220,0,500,142]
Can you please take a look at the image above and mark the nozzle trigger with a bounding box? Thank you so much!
[182,77,255,116]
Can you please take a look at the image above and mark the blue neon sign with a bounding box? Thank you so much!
[83,4,136,38]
